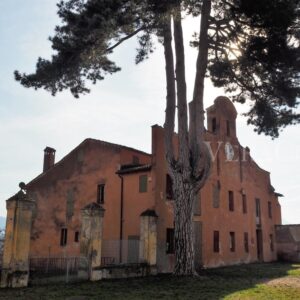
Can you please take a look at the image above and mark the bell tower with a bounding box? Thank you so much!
[206,96,237,139]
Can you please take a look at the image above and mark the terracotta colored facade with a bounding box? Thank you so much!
[6,96,282,272]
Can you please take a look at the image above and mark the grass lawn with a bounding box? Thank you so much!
[0,263,299,300]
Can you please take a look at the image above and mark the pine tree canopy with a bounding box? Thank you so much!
[15,0,300,137]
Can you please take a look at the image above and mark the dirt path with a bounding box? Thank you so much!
[263,276,300,288]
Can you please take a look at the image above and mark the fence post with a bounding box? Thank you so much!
[139,210,158,266]
[1,188,35,288]
[80,202,105,281]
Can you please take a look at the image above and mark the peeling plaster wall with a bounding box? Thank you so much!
[27,139,151,258]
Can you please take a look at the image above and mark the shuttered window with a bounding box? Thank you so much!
[230,232,235,252]
[166,174,173,200]
[268,201,272,218]
[139,175,148,193]
[229,191,234,211]
[166,228,175,254]
[74,231,79,243]
[244,232,249,253]
[213,231,220,253]
[60,228,68,246]
[97,184,105,204]
[270,234,274,252]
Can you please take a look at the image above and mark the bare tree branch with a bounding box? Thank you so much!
[106,27,145,53]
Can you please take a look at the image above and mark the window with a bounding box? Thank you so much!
[74,231,79,243]
[213,231,220,253]
[60,228,68,246]
[166,174,173,200]
[244,232,249,253]
[139,175,148,193]
[229,191,234,211]
[242,194,247,214]
[229,232,235,252]
[97,184,105,204]
[268,201,272,218]
[226,120,231,137]
[212,118,217,133]
[255,198,261,218]
[212,182,221,208]
[166,228,175,254]
[270,234,274,252]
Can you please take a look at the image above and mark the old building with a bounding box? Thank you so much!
[1,96,282,286]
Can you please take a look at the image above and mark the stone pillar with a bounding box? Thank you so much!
[1,189,35,288]
[139,210,158,266]
[80,202,105,281]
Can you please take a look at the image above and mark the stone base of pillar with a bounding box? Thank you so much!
[1,269,29,288]
[90,268,103,281]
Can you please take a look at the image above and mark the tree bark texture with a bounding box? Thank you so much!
[173,177,198,275]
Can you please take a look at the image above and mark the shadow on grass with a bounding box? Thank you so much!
[0,263,299,300]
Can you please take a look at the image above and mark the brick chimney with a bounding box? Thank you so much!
[43,147,56,172]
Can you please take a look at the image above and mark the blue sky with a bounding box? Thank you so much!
[0,1,299,224]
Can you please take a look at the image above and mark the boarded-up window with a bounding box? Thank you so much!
[74,231,79,243]
[242,194,247,214]
[270,234,274,252]
[244,232,249,253]
[127,235,140,263]
[139,175,148,193]
[229,232,235,252]
[66,189,75,220]
[268,201,272,218]
[97,184,105,204]
[256,198,261,218]
[212,181,221,208]
[166,174,173,200]
[166,228,175,254]
[229,191,234,211]
[60,228,68,246]
[213,231,220,253]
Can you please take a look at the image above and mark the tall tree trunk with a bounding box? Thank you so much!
[163,1,212,276]
[172,5,197,276]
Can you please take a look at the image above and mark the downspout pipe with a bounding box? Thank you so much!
[118,174,124,263]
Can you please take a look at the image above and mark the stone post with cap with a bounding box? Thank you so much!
[1,183,35,288]
[79,202,105,281]
[139,209,158,266]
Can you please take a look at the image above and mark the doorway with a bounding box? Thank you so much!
[256,229,263,261]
